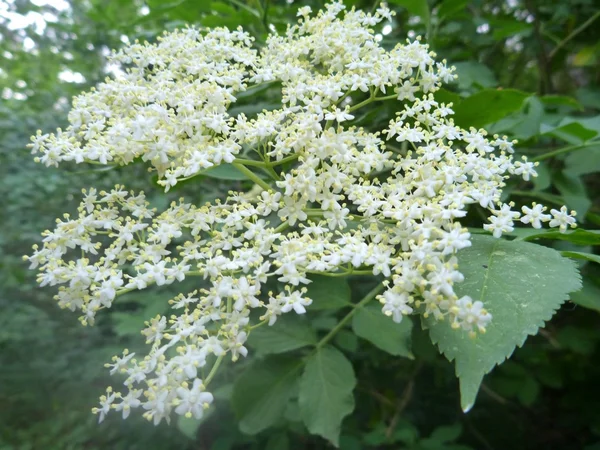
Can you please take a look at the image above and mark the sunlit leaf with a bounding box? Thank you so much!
[426,236,581,412]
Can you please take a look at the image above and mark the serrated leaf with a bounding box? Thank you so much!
[305,275,351,310]
[247,315,317,355]
[298,346,356,446]
[426,235,581,412]
[231,357,302,434]
[352,303,413,358]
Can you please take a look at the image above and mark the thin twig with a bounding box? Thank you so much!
[526,0,553,94]
[385,363,423,439]
[465,415,496,450]
[549,10,600,60]
[481,383,510,405]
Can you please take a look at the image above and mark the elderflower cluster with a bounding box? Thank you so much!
[26,2,576,426]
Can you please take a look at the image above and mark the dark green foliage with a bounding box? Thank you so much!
[2,0,600,449]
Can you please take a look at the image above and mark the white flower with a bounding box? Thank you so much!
[379,290,413,323]
[520,203,551,229]
[114,389,142,419]
[26,1,577,428]
[453,296,492,335]
[93,387,116,423]
[549,206,577,233]
[175,379,214,419]
[280,290,312,314]
[324,107,355,123]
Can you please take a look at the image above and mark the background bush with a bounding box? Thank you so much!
[1,0,599,449]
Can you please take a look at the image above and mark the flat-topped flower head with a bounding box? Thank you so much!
[25,1,575,427]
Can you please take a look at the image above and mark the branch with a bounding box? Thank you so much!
[549,10,600,60]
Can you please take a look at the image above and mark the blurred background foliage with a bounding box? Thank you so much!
[1,0,599,449]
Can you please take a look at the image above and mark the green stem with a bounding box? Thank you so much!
[308,269,373,277]
[315,282,386,350]
[114,270,204,297]
[510,190,565,205]
[273,222,290,233]
[232,163,273,191]
[348,93,398,112]
[349,96,376,112]
[549,10,600,60]
[374,94,398,102]
[249,320,269,331]
[204,354,224,386]
[233,158,266,167]
[264,164,281,181]
[270,154,300,166]
[532,141,599,161]
[226,0,261,18]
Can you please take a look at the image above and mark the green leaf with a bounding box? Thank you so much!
[541,122,598,144]
[112,312,143,337]
[570,278,600,313]
[434,88,462,106]
[516,376,540,406]
[305,275,351,310]
[557,326,597,355]
[554,171,591,218]
[231,356,302,434]
[540,95,582,111]
[561,251,600,265]
[576,87,600,110]
[204,164,251,180]
[509,96,543,139]
[452,61,497,90]
[430,423,462,443]
[352,303,414,358]
[565,144,600,175]
[389,0,430,27]
[452,89,529,128]
[437,0,468,22]
[514,228,600,245]
[176,408,214,439]
[298,346,356,446]
[426,235,581,412]
[334,329,359,353]
[489,18,532,40]
[247,316,317,355]
[532,162,551,191]
[573,45,599,67]
[265,432,290,450]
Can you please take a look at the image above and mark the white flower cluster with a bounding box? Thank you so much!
[26,2,576,426]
